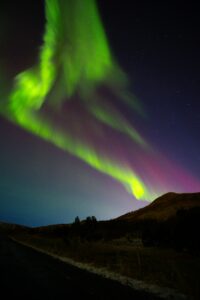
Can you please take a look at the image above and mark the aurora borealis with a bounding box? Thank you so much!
[0,0,199,225]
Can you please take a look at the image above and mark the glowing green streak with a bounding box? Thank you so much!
[89,103,147,147]
[9,0,116,110]
[6,107,148,200]
[1,0,150,200]
[45,0,115,97]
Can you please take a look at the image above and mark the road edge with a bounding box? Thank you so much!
[10,237,188,300]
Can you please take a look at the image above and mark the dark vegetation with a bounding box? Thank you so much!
[23,205,200,255]
[142,207,200,252]
[1,193,199,254]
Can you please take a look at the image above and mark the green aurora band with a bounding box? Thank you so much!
[0,0,151,200]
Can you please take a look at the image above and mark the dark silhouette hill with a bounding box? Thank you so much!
[0,221,28,234]
[1,192,200,249]
[116,192,200,222]
[20,192,199,250]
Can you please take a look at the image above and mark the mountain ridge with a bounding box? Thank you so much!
[1,192,200,230]
[116,192,200,222]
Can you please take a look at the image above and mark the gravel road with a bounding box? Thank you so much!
[0,234,163,300]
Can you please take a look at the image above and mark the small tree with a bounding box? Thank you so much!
[86,216,92,224]
[74,216,80,225]
[85,216,97,225]
[91,216,97,223]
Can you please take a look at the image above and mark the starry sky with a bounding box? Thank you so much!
[0,0,199,226]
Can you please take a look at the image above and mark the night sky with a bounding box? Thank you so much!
[0,0,199,226]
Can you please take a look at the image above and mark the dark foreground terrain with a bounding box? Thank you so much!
[1,192,199,299]
[0,234,161,300]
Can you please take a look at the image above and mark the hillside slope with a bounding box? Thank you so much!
[116,192,200,222]
[0,221,28,234]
